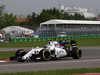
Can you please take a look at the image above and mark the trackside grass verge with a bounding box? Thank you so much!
[0,41,48,48]
[0,51,15,60]
[0,38,100,48]
[0,68,100,75]
[77,38,100,46]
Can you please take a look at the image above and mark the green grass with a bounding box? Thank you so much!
[0,41,48,48]
[0,51,15,60]
[0,68,100,75]
[77,38,100,46]
[0,38,100,48]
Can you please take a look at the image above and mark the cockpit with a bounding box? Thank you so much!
[44,45,48,48]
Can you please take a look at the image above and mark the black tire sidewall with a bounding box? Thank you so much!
[16,56,25,62]
[40,49,51,61]
[72,47,82,59]
[15,49,26,62]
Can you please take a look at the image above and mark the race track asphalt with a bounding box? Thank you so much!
[0,47,100,73]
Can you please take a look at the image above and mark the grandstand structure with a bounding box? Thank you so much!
[39,19,100,37]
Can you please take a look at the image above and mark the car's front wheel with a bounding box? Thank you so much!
[40,49,51,61]
[15,49,26,62]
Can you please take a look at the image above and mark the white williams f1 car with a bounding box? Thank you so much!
[10,40,82,62]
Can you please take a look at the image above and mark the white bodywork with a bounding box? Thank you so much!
[22,47,43,60]
[22,41,67,60]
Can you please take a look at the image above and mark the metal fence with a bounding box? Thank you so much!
[39,24,100,37]
[9,24,100,39]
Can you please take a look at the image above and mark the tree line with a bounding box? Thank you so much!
[0,5,98,29]
[20,8,86,26]
[0,5,19,29]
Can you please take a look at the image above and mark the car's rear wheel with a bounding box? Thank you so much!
[15,49,26,62]
[40,49,51,61]
[72,47,82,59]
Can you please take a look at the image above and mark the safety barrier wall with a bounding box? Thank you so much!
[10,35,100,42]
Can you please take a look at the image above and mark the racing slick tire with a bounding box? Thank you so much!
[72,47,82,59]
[40,49,51,61]
[15,49,26,62]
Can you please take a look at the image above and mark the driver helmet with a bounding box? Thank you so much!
[44,45,48,48]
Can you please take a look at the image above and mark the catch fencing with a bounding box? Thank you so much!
[10,25,100,38]
[9,24,100,42]
[10,35,100,42]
